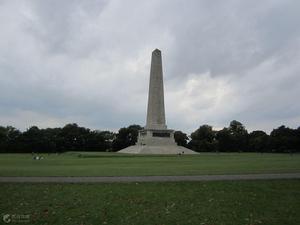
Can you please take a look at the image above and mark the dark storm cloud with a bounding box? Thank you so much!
[0,0,299,133]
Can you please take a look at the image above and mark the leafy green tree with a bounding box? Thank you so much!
[174,131,189,147]
[60,123,90,151]
[297,127,300,152]
[228,120,248,152]
[269,126,299,153]
[188,125,217,152]
[112,125,142,151]
[216,127,232,152]
[22,126,43,152]
[85,130,115,151]
[0,126,22,152]
[0,126,7,152]
[248,130,269,152]
[215,121,248,152]
[41,128,62,153]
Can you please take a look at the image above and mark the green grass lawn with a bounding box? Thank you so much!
[0,152,299,177]
[0,180,299,225]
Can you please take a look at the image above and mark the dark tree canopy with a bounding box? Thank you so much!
[0,122,299,153]
[0,124,115,153]
[228,120,248,152]
[174,131,189,147]
[189,121,299,153]
[214,120,249,152]
[248,130,269,153]
[112,124,143,151]
[216,128,232,152]
[269,125,299,153]
[188,125,217,152]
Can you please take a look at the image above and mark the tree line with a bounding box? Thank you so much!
[0,121,299,153]
[185,120,299,153]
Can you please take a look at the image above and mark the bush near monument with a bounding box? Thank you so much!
[0,121,299,153]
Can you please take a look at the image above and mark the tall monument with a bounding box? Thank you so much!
[119,49,197,154]
[146,49,167,130]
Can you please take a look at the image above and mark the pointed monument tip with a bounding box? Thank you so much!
[153,48,161,53]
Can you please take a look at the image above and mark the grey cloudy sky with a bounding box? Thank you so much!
[0,0,299,133]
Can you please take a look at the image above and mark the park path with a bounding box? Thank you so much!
[0,173,300,183]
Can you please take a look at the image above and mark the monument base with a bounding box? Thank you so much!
[137,129,176,146]
[118,145,197,154]
[118,129,198,154]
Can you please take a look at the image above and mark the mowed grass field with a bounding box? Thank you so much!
[1,153,299,225]
[0,152,299,176]
[1,180,299,225]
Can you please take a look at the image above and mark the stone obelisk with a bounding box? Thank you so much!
[146,49,167,130]
[118,49,197,154]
